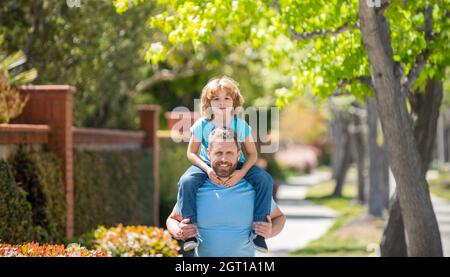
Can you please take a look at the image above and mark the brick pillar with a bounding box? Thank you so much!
[138,105,161,227]
[13,85,76,238]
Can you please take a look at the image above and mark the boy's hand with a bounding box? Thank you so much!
[253,215,272,239]
[176,218,198,240]
[223,169,245,187]
[207,167,222,185]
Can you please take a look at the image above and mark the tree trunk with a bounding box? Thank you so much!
[359,1,442,256]
[331,104,345,179]
[380,192,407,256]
[366,97,390,217]
[330,105,352,197]
[380,78,444,256]
[411,78,444,169]
[332,133,351,197]
[350,101,366,203]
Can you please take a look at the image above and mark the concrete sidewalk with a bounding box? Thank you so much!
[431,195,450,257]
[258,172,336,257]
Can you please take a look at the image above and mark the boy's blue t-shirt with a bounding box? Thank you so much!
[190,116,252,164]
[177,179,276,257]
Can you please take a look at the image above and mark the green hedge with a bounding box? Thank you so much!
[159,138,190,225]
[73,149,153,236]
[0,149,65,244]
[0,160,34,244]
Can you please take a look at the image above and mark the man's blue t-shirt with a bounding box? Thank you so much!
[177,179,276,257]
[190,116,252,164]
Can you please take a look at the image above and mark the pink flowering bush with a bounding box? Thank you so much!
[0,241,108,257]
[93,224,180,257]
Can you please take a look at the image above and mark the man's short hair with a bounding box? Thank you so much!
[208,128,241,151]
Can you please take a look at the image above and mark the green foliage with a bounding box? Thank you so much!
[67,229,96,249]
[126,0,448,107]
[1,0,287,129]
[8,149,66,244]
[114,0,299,111]
[0,35,36,123]
[130,0,367,101]
[387,0,449,91]
[159,137,191,225]
[0,149,66,244]
[0,36,37,86]
[263,154,286,181]
[73,149,154,236]
[443,68,450,108]
[0,0,155,128]
[0,159,34,244]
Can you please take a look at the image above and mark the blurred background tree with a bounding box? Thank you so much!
[280,97,327,146]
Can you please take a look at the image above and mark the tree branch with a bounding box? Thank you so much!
[332,76,373,97]
[332,89,352,97]
[288,23,351,41]
[24,0,43,62]
[401,51,429,95]
[135,59,203,93]
[135,69,192,92]
[401,5,433,95]
[375,0,391,15]
[339,76,373,89]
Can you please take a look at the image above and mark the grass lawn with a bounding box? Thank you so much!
[289,168,384,257]
[428,169,450,201]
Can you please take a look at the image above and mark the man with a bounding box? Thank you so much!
[167,128,285,257]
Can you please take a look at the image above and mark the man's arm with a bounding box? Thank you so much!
[268,205,286,238]
[253,205,286,239]
[166,205,198,240]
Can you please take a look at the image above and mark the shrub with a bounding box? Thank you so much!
[73,149,153,235]
[0,160,35,244]
[67,229,96,249]
[159,137,190,225]
[8,149,66,243]
[0,241,108,257]
[92,224,179,257]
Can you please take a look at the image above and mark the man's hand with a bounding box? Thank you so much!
[175,218,198,240]
[207,167,222,185]
[223,169,245,187]
[253,215,272,239]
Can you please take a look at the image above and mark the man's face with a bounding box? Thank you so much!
[207,141,240,178]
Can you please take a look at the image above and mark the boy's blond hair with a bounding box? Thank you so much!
[200,76,244,120]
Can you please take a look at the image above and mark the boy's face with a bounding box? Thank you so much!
[210,90,234,117]
[207,141,240,178]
